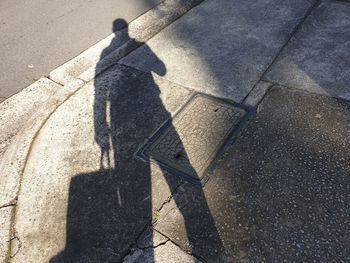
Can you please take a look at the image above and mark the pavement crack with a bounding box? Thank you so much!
[152,239,169,249]
[0,197,17,208]
[77,77,88,84]
[9,234,22,258]
[138,239,169,250]
[156,181,184,213]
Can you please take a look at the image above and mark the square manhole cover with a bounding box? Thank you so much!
[138,94,247,182]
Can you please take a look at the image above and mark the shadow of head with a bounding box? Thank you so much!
[113,18,128,32]
[109,18,166,77]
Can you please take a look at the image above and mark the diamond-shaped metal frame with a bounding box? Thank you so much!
[136,93,250,185]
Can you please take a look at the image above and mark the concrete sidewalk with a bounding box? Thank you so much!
[1,0,350,262]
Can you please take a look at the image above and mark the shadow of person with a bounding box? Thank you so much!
[51,19,225,262]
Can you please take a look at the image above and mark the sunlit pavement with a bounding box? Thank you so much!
[1,0,350,262]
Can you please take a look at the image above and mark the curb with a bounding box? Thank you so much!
[0,0,203,261]
[50,0,203,85]
[0,79,84,262]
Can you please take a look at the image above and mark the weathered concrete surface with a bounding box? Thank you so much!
[155,87,350,262]
[123,240,200,263]
[0,206,13,263]
[154,183,229,262]
[0,78,61,160]
[50,0,203,85]
[0,77,78,210]
[0,80,83,263]
[49,31,129,85]
[136,228,169,249]
[3,1,350,262]
[143,94,247,181]
[120,227,200,263]
[0,79,84,209]
[120,0,316,102]
[12,64,193,262]
[265,1,350,101]
[243,81,272,108]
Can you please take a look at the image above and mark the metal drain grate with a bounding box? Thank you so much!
[138,94,247,182]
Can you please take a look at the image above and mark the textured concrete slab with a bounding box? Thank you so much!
[265,1,350,101]
[123,241,201,263]
[120,0,316,102]
[50,0,203,85]
[141,94,246,181]
[0,206,13,263]
[0,79,84,208]
[154,183,228,262]
[243,81,273,108]
[12,64,193,262]
[136,228,169,249]
[0,78,61,160]
[155,87,350,262]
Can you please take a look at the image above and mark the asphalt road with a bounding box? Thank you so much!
[0,0,161,102]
